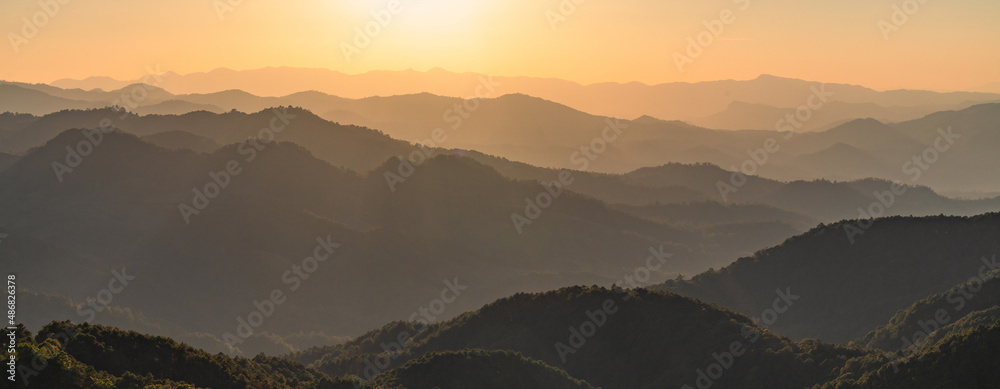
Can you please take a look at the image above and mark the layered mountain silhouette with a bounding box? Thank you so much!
[141,130,221,153]
[48,68,1000,129]
[694,100,962,132]
[4,69,1000,388]
[9,284,997,388]
[660,214,1000,343]
[1,128,788,355]
[4,321,354,388]
[4,106,1000,207]
[4,82,1000,193]
[858,272,1000,351]
[369,350,596,389]
[819,320,1000,388]
[295,287,866,389]
[7,117,993,357]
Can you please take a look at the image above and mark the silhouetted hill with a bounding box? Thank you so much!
[5,84,1000,192]
[786,118,923,156]
[661,214,1000,343]
[8,299,998,388]
[0,111,38,129]
[625,164,999,221]
[614,201,816,229]
[14,287,315,354]
[0,151,18,171]
[439,150,709,206]
[372,349,596,389]
[2,321,350,388]
[0,130,765,355]
[180,89,294,112]
[790,143,892,181]
[49,67,1000,128]
[857,272,1000,351]
[0,107,414,172]
[2,107,994,237]
[693,100,944,132]
[141,130,222,153]
[614,202,816,249]
[2,107,996,224]
[133,99,224,115]
[0,83,94,115]
[624,163,784,202]
[818,320,1000,388]
[50,75,133,91]
[311,92,636,171]
[624,163,999,220]
[758,180,877,220]
[304,287,865,389]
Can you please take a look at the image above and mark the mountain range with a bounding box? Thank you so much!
[47,67,1000,131]
[8,278,1000,388]
[3,70,999,388]
[4,81,1000,193]
[3,110,998,358]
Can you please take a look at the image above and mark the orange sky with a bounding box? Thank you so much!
[2,0,998,91]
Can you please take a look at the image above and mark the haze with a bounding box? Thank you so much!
[3,1,1000,388]
[3,0,1000,91]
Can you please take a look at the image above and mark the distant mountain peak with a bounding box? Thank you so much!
[206,67,238,73]
[632,115,666,123]
[836,117,887,128]
[113,82,166,92]
[754,73,798,81]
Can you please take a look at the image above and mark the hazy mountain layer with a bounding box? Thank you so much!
[299,287,866,389]
[48,68,1000,127]
[4,82,999,192]
[857,272,1000,351]
[0,129,750,355]
[661,214,1000,343]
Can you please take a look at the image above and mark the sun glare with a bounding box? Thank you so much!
[399,0,489,28]
[348,0,484,22]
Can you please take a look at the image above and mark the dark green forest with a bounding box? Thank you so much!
[6,285,998,388]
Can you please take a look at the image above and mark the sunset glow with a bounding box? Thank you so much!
[4,0,1000,385]
[2,0,998,91]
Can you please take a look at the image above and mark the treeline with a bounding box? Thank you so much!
[3,321,356,389]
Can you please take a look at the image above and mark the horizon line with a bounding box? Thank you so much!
[42,66,1000,95]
